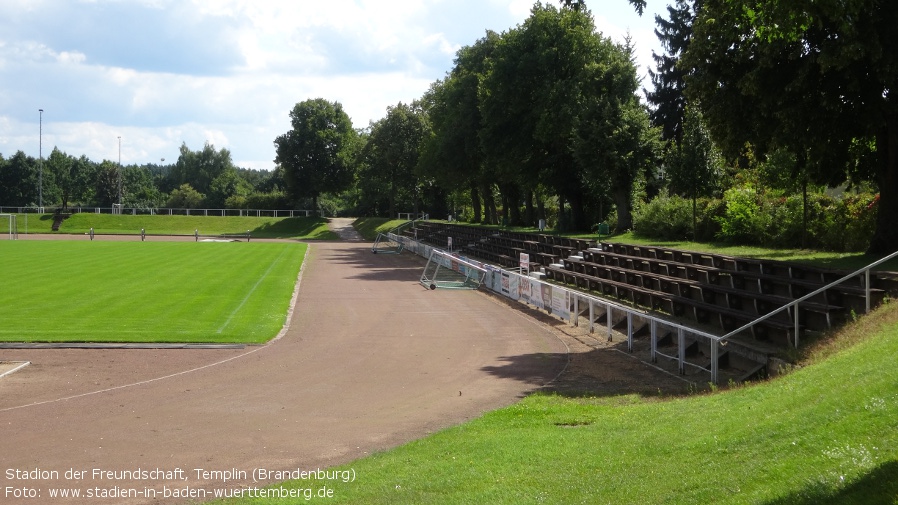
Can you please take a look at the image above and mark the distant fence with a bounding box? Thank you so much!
[0,206,320,218]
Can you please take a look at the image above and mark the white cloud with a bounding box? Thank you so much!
[0,0,663,171]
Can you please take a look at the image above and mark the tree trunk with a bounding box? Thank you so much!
[500,188,509,226]
[470,184,482,223]
[524,190,535,227]
[802,177,808,249]
[505,184,523,226]
[868,115,898,254]
[482,183,498,224]
[613,186,633,231]
[567,190,586,231]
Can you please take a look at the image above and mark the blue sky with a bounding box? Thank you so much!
[0,0,665,171]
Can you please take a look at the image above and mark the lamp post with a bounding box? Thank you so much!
[38,109,43,211]
[117,136,122,206]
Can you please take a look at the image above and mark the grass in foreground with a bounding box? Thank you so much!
[0,241,306,343]
[211,302,898,505]
[8,213,337,239]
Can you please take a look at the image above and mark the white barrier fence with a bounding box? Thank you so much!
[388,232,724,382]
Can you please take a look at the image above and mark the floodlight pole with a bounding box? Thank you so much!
[39,109,43,210]
[117,136,122,205]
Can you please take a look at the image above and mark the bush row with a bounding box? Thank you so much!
[629,189,878,252]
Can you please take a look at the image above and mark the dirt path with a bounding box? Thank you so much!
[0,238,568,504]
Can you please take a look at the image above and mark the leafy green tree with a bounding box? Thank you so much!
[481,3,653,230]
[166,183,205,209]
[47,148,96,210]
[0,152,39,206]
[361,102,430,218]
[683,0,898,253]
[664,105,723,238]
[207,170,252,209]
[93,160,121,207]
[419,32,500,224]
[645,0,697,145]
[274,98,356,211]
[122,165,164,209]
[170,142,236,196]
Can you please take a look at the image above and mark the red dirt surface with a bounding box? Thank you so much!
[0,236,569,504]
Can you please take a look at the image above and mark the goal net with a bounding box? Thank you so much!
[420,248,487,290]
[0,214,17,240]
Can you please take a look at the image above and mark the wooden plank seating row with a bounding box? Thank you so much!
[544,265,799,341]
[581,247,882,311]
[600,242,872,289]
[564,256,840,331]
[464,242,542,271]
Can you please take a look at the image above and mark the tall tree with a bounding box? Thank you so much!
[274,98,355,210]
[645,0,697,145]
[683,0,898,253]
[664,105,722,238]
[361,102,430,218]
[0,152,39,206]
[93,160,121,207]
[47,148,93,210]
[170,142,236,196]
[481,3,652,230]
[419,32,500,224]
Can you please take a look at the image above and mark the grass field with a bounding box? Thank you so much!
[0,241,306,343]
[6,213,337,239]
[212,301,898,504]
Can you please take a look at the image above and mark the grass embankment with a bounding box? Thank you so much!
[213,301,898,504]
[0,241,306,343]
[352,217,408,241]
[11,213,337,239]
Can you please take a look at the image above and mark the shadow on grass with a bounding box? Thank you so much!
[763,460,898,505]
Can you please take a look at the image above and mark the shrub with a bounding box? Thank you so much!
[715,186,762,243]
[633,195,693,240]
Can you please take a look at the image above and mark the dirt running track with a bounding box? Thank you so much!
[0,233,568,504]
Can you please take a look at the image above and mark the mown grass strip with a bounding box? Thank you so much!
[210,302,898,505]
[0,241,306,343]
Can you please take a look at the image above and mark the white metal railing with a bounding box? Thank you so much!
[390,231,898,384]
[0,206,320,218]
[389,232,722,381]
[718,248,898,348]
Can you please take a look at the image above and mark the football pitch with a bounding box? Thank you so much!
[0,240,307,344]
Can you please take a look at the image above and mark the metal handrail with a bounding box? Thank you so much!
[718,249,898,347]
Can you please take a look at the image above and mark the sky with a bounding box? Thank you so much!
[0,0,667,171]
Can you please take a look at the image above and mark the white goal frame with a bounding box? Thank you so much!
[0,214,17,240]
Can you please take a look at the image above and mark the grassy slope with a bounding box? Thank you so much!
[0,241,306,343]
[352,217,408,241]
[11,213,338,239]
[213,302,898,505]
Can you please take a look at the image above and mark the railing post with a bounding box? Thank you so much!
[627,312,634,352]
[650,320,657,363]
[865,269,871,314]
[678,328,685,375]
[588,299,595,333]
[573,296,579,328]
[711,339,719,384]
[794,301,800,348]
[606,304,613,342]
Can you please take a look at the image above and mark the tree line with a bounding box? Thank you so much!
[0,142,286,211]
[4,0,894,253]
[275,0,895,253]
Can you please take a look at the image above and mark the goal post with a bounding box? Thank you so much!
[420,248,487,290]
[0,214,17,240]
